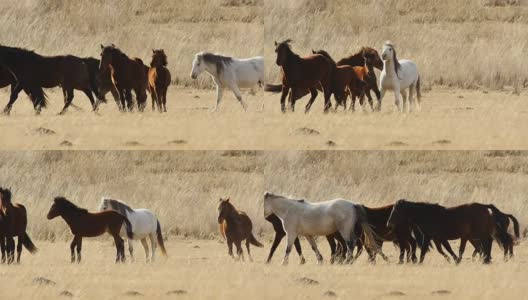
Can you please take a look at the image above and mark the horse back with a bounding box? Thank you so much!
[281,54,333,88]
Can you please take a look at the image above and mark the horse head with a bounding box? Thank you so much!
[190,52,205,79]
[381,41,401,76]
[151,49,168,68]
[99,44,118,72]
[386,199,409,229]
[274,39,293,66]
[217,198,233,224]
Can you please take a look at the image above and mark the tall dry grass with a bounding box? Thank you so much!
[0,0,263,88]
[264,0,528,89]
[1,151,526,241]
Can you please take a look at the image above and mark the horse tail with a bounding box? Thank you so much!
[248,233,264,248]
[156,220,168,257]
[486,204,520,239]
[416,76,421,103]
[22,232,38,254]
[264,84,283,93]
[487,204,514,248]
[357,205,380,254]
[507,214,520,239]
[123,216,134,239]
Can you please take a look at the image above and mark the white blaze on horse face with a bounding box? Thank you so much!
[190,55,204,79]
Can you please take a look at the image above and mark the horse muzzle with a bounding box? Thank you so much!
[190,74,197,80]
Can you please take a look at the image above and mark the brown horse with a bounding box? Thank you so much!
[0,187,37,264]
[311,50,366,111]
[0,45,100,114]
[274,39,334,113]
[265,212,347,265]
[46,197,133,263]
[99,44,148,112]
[148,49,171,112]
[82,57,119,109]
[387,199,511,264]
[0,67,45,112]
[217,198,263,261]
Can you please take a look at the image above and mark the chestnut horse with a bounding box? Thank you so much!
[274,39,334,113]
[265,212,347,265]
[0,187,37,264]
[0,45,99,115]
[99,44,148,112]
[311,50,365,111]
[148,49,171,112]
[47,197,133,263]
[217,198,263,261]
[387,200,511,264]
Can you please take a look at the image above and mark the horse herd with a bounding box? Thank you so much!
[0,40,419,114]
[2,187,517,266]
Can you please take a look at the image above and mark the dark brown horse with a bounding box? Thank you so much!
[311,50,366,111]
[0,187,37,264]
[217,198,263,261]
[82,57,119,109]
[99,44,148,112]
[46,197,133,263]
[0,45,100,114]
[0,67,45,112]
[387,199,511,264]
[274,39,334,113]
[265,212,347,264]
[148,49,171,112]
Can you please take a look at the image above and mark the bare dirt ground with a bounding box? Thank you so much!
[1,239,526,300]
[0,87,526,150]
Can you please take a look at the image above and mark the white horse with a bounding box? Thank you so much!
[263,192,379,265]
[190,52,265,112]
[98,198,167,262]
[379,41,421,112]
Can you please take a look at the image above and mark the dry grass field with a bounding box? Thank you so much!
[0,151,527,299]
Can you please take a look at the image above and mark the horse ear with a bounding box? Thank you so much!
[100,44,104,50]
[312,49,316,54]
[274,41,278,46]
[152,49,155,53]
[226,198,230,202]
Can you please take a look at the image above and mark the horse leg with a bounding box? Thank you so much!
[70,236,77,263]
[398,241,406,264]
[162,87,168,112]
[16,236,22,263]
[433,240,451,262]
[245,239,253,262]
[59,88,74,115]
[419,237,430,264]
[279,86,289,113]
[149,233,157,262]
[441,240,460,264]
[82,89,97,111]
[409,238,418,263]
[294,238,306,264]
[141,238,150,263]
[282,233,297,266]
[0,236,5,263]
[113,235,125,263]
[214,85,224,112]
[458,239,467,264]
[400,89,408,113]
[156,87,163,112]
[266,232,284,264]
[229,84,248,112]
[136,89,147,112]
[3,83,23,114]
[234,240,244,262]
[323,86,332,113]
[366,89,374,112]
[482,237,493,264]
[305,236,323,264]
[128,239,134,262]
[304,88,318,113]
[125,89,133,112]
[408,84,415,112]
[394,86,402,112]
[326,235,337,264]
[149,86,157,112]
[377,88,385,112]
[76,237,82,263]
[227,237,234,258]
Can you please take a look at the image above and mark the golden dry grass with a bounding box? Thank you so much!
[0,151,527,300]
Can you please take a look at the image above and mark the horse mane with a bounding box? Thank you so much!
[199,52,233,75]
[103,45,130,61]
[398,199,445,211]
[313,50,336,64]
[103,198,134,214]
[151,50,168,67]
[384,41,401,75]
[54,197,88,214]
[0,187,12,204]
[218,198,238,213]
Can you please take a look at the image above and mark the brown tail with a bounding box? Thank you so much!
[22,233,38,254]
[248,233,263,247]
[487,204,520,238]
[357,205,380,254]
[156,220,168,257]
[264,83,283,93]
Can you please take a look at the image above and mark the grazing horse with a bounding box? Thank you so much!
[263,192,379,265]
[0,45,99,114]
[265,212,347,265]
[47,197,133,263]
[274,40,334,113]
[148,49,171,112]
[98,198,167,262]
[82,57,119,108]
[387,200,511,264]
[379,41,421,112]
[190,52,264,112]
[0,187,37,264]
[217,198,263,261]
[265,47,382,106]
[99,44,149,112]
[311,50,365,111]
